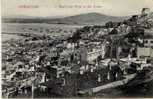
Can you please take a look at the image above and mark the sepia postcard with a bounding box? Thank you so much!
[1,0,153,98]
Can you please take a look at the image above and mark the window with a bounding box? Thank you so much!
[144,40,148,43]
[75,53,77,56]
[150,41,153,43]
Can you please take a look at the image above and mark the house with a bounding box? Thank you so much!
[86,48,104,62]
[143,35,153,48]
[137,47,153,58]
[58,49,74,66]
[66,42,76,49]
[50,65,76,78]
[80,44,105,63]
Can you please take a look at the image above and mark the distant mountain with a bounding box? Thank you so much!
[56,12,128,25]
[2,13,128,25]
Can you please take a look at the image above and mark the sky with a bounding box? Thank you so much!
[2,0,153,17]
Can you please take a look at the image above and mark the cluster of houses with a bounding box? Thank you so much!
[2,8,153,97]
[34,8,153,96]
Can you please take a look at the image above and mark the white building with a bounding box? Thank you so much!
[144,38,153,48]
[80,44,106,63]
[137,47,153,58]
[87,48,105,62]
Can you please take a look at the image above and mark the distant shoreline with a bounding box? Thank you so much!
[2,12,127,25]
